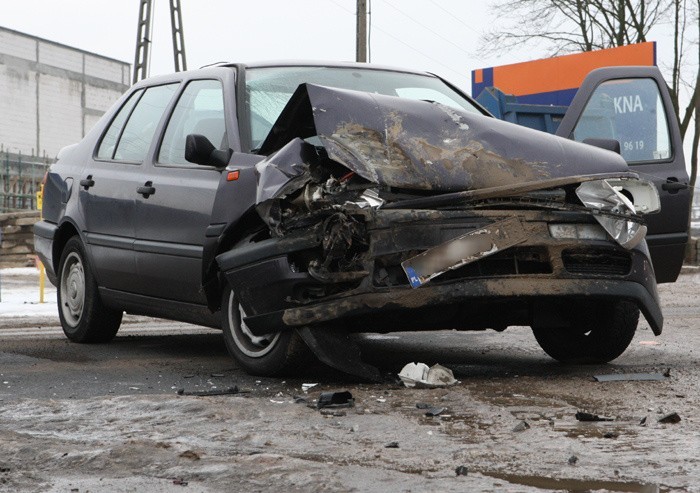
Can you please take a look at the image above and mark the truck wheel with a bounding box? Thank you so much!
[532,300,639,364]
[57,236,122,343]
[221,285,311,376]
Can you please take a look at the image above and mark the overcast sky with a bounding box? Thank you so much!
[2,0,695,160]
[1,0,691,92]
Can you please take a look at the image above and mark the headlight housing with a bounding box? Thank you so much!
[576,178,659,250]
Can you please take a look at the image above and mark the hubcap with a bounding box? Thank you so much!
[228,291,280,358]
[60,252,85,327]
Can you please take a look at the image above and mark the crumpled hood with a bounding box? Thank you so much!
[258,83,630,193]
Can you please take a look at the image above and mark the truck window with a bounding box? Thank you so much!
[571,78,671,163]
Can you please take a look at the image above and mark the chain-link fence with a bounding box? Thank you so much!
[0,150,51,213]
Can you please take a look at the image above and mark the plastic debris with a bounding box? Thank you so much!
[177,386,240,397]
[575,411,614,422]
[658,412,681,424]
[593,373,666,382]
[317,391,354,409]
[568,455,578,466]
[385,441,399,448]
[398,363,457,388]
[455,465,468,476]
[512,420,531,432]
[415,403,432,409]
[302,383,318,392]
[424,407,445,417]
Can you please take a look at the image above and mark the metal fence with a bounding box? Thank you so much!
[0,149,51,213]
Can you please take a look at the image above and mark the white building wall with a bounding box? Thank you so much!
[38,74,83,156]
[0,26,130,159]
[0,64,37,154]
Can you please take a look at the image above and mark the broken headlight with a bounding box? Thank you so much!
[575,178,659,250]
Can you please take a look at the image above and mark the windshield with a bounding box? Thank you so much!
[245,66,481,150]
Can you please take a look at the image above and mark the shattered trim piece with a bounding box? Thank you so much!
[401,217,528,288]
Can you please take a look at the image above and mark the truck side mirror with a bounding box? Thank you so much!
[583,138,621,154]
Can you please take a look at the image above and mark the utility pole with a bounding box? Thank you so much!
[133,0,153,85]
[356,0,367,63]
[169,0,187,72]
[133,0,188,85]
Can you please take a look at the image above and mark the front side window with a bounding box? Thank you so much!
[571,78,672,163]
[158,80,226,166]
[102,83,179,162]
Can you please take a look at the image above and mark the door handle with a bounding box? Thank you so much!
[661,179,688,193]
[137,181,156,198]
[80,176,95,190]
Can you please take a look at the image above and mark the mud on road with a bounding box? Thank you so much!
[1,270,699,492]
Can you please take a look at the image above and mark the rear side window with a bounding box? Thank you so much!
[96,89,143,160]
[97,83,179,162]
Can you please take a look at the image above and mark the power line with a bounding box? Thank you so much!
[328,0,466,80]
[383,0,472,57]
[427,0,482,36]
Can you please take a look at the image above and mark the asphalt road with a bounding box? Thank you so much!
[1,272,699,491]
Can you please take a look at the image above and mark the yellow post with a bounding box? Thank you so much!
[36,187,45,303]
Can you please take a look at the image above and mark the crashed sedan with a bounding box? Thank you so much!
[34,63,688,377]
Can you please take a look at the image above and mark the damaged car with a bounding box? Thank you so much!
[34,62,690,377]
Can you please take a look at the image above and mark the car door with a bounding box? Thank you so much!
[555,66,691,283]
[80,83,179,292]
[132,78,228,304]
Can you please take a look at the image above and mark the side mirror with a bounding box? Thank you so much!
[185,134,232,168]
[582,138,621,155]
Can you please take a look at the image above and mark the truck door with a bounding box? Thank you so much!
[555,66,691,283]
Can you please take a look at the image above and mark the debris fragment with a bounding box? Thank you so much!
[317,391,354,409]
[385,441,400,448]
[177,386,240,397]
[639,416,647,426]
[172,478,189,486]
[320,409,347,417]
[593,373,666,382]
[568,455,578,466]
[293,396,308,404]
[179,450,200,461]
[658,412,681,424]
[424,407,446,417]
[415,402,432,409]
[455,465,468,476]
[638,340,660,346]
[575,411,614,422]
[210,373,225,378]
[512,420,531,432]
[663,368,671,378]
[603,432,618,439]
[398,363,457,388]
[302,383,318,392]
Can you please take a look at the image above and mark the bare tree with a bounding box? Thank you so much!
[482,0,698,184]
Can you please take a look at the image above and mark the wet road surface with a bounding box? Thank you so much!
[1,273,699,491]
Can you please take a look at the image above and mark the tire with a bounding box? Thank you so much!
[221,285,311,376]
[57,236,122,343]
[532,300,639,364]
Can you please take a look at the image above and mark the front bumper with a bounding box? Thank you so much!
[217,208,662,336]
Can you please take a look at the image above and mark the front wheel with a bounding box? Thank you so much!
[57,236,122,343]
[532,300,639,364]
[221,285,311,376]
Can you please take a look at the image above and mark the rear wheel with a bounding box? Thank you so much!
[57,236,122,343]
[532,300,639,363]
[221,285,311,376]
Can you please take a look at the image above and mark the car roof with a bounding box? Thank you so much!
[132,60,436,88]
